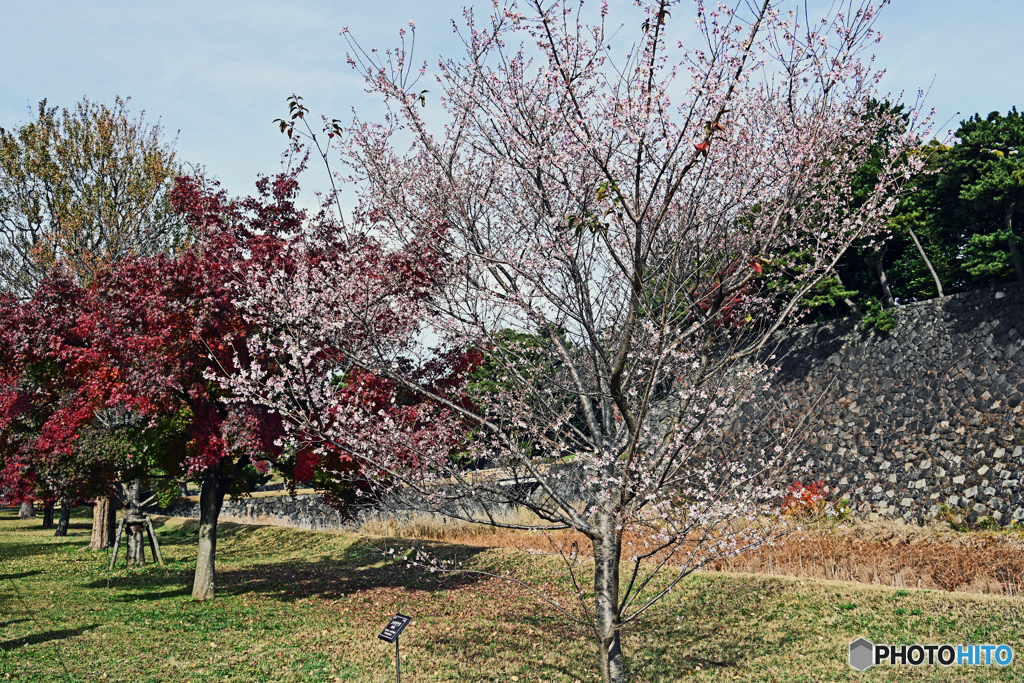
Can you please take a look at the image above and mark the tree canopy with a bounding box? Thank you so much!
[0,96,188,298]
[812,108,1024,325]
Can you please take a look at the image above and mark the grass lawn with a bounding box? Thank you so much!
[1,509,1023,682]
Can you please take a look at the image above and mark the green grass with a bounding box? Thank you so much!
[1,510,1023,682]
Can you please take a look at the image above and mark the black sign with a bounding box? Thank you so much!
[378,614,412,643]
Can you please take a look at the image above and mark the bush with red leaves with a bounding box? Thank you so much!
[781,480,832,516]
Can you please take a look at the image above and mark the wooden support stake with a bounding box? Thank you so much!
[145,518,165,567]
[108,517,126,570]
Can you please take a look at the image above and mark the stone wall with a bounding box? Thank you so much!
[159,487,529,533]
[161,492,349,532]
[740,283,1024,526]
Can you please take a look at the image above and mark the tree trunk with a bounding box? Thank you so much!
[907,225,944,298]
[87,495,118,550]
[830,268,859,316]
[126,523,147,565]
[42,503,54,529]
[875,248,896,309]
[191,469,226,601]
[1005,201,1023,282]
[593,515,625,683]
[18,502,36,520]
[125,478,146,566]
[54,498,71,537]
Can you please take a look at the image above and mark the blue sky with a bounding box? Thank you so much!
[3,1,1022,205]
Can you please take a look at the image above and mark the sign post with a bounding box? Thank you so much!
[378,613,412,682]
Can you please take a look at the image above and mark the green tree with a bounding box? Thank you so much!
[826,109,1024,316]
[0,96,188,298]
[837,106,952,307]
[942,109,1024,283]
[883,140,959,301]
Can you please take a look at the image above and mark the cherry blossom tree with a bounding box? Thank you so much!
[223,1,923,679]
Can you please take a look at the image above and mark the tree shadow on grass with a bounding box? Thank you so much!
[0,570,42,582]
[0,624,100,651]
[624,574,795,679]
[80,536,492,602]
[0,619,30,629]
[440,628,592,681]
[0,538,95,561]
[629,643,741,680]
[80,561,193,600]
[108,587,190,602]
[216,536,493,601]
[79,575,191,603]
[147,518,268,549]
[76,521,274,600]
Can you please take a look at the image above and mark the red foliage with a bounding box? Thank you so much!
[1,160,477,506]
[77,170,305,475]
[781,479,831,515]
[0,168,307,503]
[689,259,759,331]
[0,274,117,504]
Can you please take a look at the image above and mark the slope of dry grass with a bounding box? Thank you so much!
[362,512,1024,596]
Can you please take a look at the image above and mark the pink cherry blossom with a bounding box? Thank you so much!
[223,2,924,681]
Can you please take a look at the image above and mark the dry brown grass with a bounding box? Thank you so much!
[369,511,1024,596]
[711,520,1024,595]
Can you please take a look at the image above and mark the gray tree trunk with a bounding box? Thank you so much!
[593,514,625,683]
[907,225,944,298]
[87,495,117,550]
[875,248,896,309]
[18,502,36,519]
[54,498,71,537]
[1005,201,1023,282]
[191,469,225,601]
[830,268,860,316]
[125,478,146,566]
[41,503,54,529]
[126,523,146,565]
